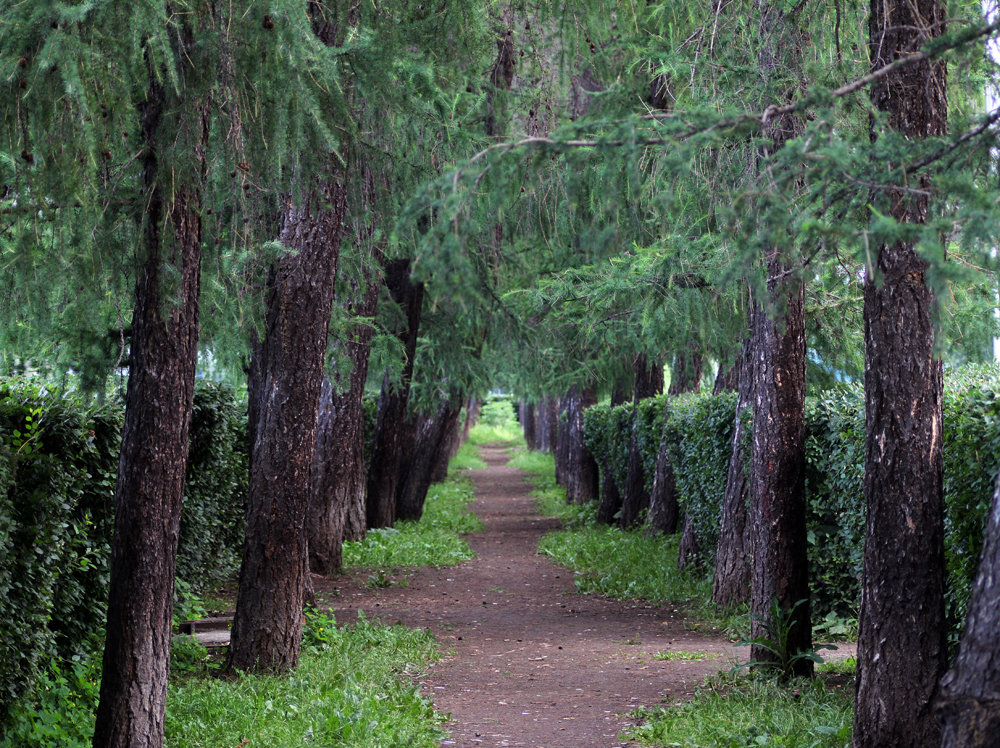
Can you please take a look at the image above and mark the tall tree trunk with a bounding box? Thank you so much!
[93,80,205,748]
[227,179,347,674]
[308,267,379,574]
[746,0,811,678]
[461,396,481,447]
[936,472,1000,747]
[854,1,947,742]
[520,399,536,449]
[397,399,461,521]
[620,354,663,528]
[712,330,754,607]
[668,346,702,395]
[554,394,570,486]
[563,386,599,504]
[646,397,679,534]
[365,258,424,529]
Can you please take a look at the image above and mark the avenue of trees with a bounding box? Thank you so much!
[2,1,1000,747]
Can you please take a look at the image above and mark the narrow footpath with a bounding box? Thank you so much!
[321,445,742,747]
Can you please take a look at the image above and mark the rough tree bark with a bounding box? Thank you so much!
[520,400,536,449]
[711,330,754,608]
[397,399,462,521]
[308,265,380,574]
[93,78,205,748]
[620,354,664,528]
[746,0,811,677]
[936,472,1000,747]
[854,0,948,743]
[365,258,424,529]
[227,177,347,674]
[554,394,570,487]
[563,386,599,504]
[308,136,385,572]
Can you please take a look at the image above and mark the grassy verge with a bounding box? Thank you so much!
[343,469,483,571]
[511,447,855,746]
[626,669,854,747]
[3,443,487,748]
[166,611,446,747]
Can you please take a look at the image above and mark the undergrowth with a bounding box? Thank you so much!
[626,670,854,747]
[343,472,483,569]
[166,611,446,747]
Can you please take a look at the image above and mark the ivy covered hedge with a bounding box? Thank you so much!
[0,379,248,720]
[582,366,1000,625]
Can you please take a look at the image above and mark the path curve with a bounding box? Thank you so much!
[323,446,737,747]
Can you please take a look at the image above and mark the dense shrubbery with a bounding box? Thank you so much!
[582,366,1000,624]
[0,378,248,721]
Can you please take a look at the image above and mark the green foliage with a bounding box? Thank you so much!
[176,383,248,589]
[582,369,1000,637]
[626,672,854,747]
[467,395,524,446]
[0,381,119,720]
[0,657,101,748]
[169,635,215,680]
[539,526,708,605]
[663,393,738,568]
[0,376,247,724]
[448,441,487,471]
[804,385,867,620]
[166,613,446,747]
[343,473,482,570]
[733,599,834,681]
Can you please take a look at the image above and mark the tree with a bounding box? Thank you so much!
[936,471,1000,747]
[853,0,949,742]
[226,177,347,673]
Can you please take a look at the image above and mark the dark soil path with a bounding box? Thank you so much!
[318,446,744,747]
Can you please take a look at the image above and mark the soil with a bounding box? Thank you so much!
[316,445,745,748]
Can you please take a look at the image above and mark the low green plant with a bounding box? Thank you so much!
[343,474,482,570]
[626,671,853,747]
[169,634,215,679]
[166,613,447,747]
[365,568,395,588]
[0,657,101,748]
[652,650,720,661]
[816,656,856,675]
[733,598,834,680]
[448,441,487,471]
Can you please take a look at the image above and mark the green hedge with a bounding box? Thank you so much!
[0,378,248,721]
[583,367,1000,627]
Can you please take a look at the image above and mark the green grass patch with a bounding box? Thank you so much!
[652,650,720,662]
[515,448,747,636]
[467,421,524,446]
[166,611,446,747]
[343,473,483,569]
[626,671,854,747]
[538,526,709,604]
[448,440,487,471]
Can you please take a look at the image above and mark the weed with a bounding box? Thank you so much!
[170,634,216,679]
[365,568,394,588]
[652,650,720,661]
[733,598,835,680]
[0,657,101,748]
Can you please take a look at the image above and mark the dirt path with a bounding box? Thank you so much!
[319,446,747,747]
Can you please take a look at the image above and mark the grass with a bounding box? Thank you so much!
[510,447,853,746]
[343,472,483,570]
[166,611,446,747]
[626,671,854,747]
